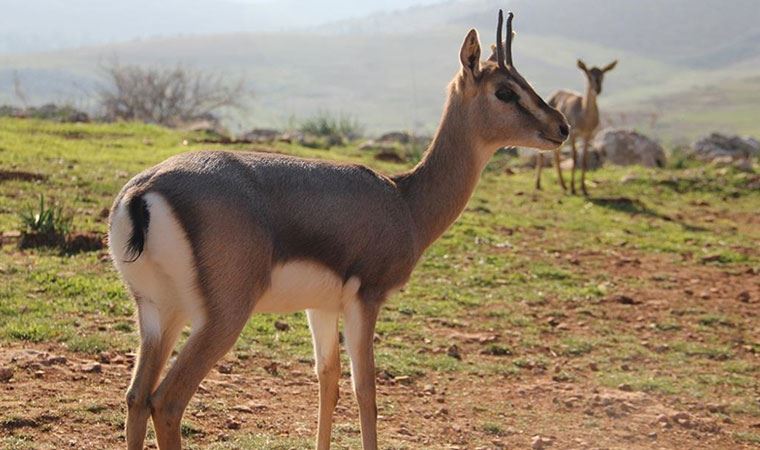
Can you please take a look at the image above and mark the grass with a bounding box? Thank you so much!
[0,117,758,447]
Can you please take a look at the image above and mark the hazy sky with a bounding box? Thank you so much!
[0,0,447,53]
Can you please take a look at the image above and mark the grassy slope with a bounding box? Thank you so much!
[0,118,759,447]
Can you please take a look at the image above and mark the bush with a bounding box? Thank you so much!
[18,194,72,249]
[98,63,248,127]
[299,111,364,143]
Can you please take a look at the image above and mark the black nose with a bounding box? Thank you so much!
[559,124,569,138]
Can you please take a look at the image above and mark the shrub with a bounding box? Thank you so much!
[98,62,248,127]
[18,194,72,249]
[299,111,364,142]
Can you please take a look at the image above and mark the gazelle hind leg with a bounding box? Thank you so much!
[535,152,544,190]
[126,302,185,450]
[344,300,380,450]
[149,310,252,450]
[307,309,341,450]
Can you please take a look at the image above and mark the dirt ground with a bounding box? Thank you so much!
[1,248,758,450]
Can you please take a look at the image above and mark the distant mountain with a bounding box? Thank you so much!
[0,0,443,53]
[1,0,759,138]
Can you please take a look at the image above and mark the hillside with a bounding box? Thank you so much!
[1,0,759,138]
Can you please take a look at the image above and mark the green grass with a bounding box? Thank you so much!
[0,117,759,447]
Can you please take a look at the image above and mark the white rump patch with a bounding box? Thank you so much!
[109,192,206,334]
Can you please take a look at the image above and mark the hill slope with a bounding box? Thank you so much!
[1,0,758,137]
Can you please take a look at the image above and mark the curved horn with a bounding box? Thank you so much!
[496,10,506,70]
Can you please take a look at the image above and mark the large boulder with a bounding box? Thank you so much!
[592,128,666,168]
[691,133,760,161]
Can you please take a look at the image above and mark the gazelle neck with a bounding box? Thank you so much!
[396,95,495,254]
[583,83,599,125]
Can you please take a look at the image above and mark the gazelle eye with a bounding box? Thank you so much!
[495,88,518,103]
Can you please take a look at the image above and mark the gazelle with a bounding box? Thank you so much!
[108,10,567,450]
[536,59,617,195]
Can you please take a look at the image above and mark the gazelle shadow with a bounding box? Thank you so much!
[587,196,707,232]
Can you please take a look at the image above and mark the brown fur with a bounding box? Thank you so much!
[537,59,617,195]
[110,12,568,450]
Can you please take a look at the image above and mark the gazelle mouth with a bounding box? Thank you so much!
[539,134,565,146]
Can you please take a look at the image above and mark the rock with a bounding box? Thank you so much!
[80,363,102,373]
[737,291,751,303]
[0,367,13,382]
[446,344,462,360]
[592,128,666,168]
[374,148,406,163]
[218,364,233,374]
[691,133,760,161]
[378,131,412,144]
[610,294,639,305]
[239,128,279,143]
[617,383,633,392]
[42,355,68,366]
[225,418,241,430]
[274,320,290,331]
[531,435,553,450]
[263,361,278,376]
[64,232,105,254]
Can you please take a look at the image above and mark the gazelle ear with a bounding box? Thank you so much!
[577,59,588,72]
[602,60,618,72]
[459,29,481,79]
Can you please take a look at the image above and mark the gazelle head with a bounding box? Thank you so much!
[577,59,617,95]
[455,10,569,151]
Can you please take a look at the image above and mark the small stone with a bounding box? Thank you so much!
[423,384,436,394]
[34,370,45,378]
[232,405,254,414]
[588,362,599,371]
[42,355,67,366]
[225,418,241,430]
[274,320,290,331]
[737,291,751,303]
[98,352,111,364]
[263,361,278,376]
[81,363,102,374]
[218,364,233,374]
[617,383,633,392]
[531,435,553,450]
[0,367,14,382]
[447,345,462,360]
[611,294,639,305]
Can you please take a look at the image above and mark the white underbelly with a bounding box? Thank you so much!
[253,260,361,314]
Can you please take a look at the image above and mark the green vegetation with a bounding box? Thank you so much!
[0,118,758,448]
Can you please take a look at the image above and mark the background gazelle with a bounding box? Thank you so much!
[108,10,567,450]
[536,59,617,195]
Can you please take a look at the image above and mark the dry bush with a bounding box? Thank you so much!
[98,63,248,126]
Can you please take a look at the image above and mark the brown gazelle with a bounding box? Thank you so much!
[108,10,567,450]
[536,59,617,195]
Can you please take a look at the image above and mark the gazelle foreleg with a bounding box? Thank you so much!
[344,299,381,450]
[535,152,544,190]
[570,136,578,195]
[553,149,567,191]
[581,138,590,196]
[307,309,341,450]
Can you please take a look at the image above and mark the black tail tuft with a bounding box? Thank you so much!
[125,195,150,263]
